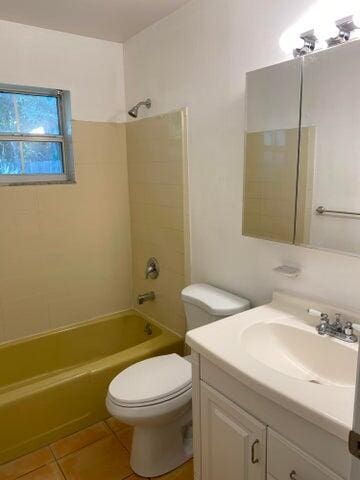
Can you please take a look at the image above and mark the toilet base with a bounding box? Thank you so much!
[130,406,193,478]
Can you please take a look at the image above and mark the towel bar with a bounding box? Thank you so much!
[316,206,360,216]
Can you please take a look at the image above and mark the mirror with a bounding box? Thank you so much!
[243,59,302,243]
[243,39,360,257]
[300,40,360,255]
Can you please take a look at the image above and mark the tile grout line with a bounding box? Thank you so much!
[49,443,57,461]
[52,424,113,462]
[54,437,135,480]
[122,471,150,480]
[14,465,45,480]
[56,458,67,480]
[105,420,122,435]
[12,447,55,480]
[105,418,131,436]
[14,460,65,480]
[112,429,131,453]
[54,428,125,480]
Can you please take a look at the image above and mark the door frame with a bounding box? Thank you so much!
[350,347,360,479]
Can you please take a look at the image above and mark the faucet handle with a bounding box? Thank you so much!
[344,321,353,336]
[320,315,330,326]
[308,309,329,335]
[145,257,159,279]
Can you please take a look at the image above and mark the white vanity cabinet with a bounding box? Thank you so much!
[192,353,349,480]
[200,383,266,480]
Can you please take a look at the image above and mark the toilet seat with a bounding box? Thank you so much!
[108,354,192,408]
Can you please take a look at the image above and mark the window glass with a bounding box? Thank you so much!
[0,92,60,135]
[0,85,73,183]
[0,141,63,175]
[0,141,21,174]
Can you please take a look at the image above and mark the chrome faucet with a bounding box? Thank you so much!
[138,291,155,305]
[307,309,358,343]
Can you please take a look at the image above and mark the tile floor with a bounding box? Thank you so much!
[0,418,193,480]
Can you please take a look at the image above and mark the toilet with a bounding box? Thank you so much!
[106,284,250,477]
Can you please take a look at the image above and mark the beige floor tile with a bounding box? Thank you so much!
[151,460,193,480]
[19,463,65,480]
[58,436,131,480]
[50,422,111,459]
[126,475,149,480]
[105,417,129,433]
[0,447,54,480]
[116,427,133,452]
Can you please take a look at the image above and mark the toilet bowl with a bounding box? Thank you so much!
[106,354,192,478]
[106,284,250,477]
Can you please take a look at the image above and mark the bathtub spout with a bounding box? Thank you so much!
[138,291,155,305]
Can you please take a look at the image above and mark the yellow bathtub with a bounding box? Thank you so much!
[0,311,183,464]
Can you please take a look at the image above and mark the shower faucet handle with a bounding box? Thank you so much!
[145,257,160,279]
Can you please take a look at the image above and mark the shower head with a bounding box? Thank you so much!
[128,98,152,118]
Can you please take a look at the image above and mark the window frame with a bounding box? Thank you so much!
[0,83,75,186]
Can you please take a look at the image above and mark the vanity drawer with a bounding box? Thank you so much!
[267,429,343,480]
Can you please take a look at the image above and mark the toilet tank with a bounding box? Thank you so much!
[181,283,250,331]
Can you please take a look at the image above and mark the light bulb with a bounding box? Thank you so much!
[279,1,360,56]
[315,21,339,43]
[279,30,303,55]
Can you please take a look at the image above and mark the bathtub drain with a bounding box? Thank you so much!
[144,323,153,335]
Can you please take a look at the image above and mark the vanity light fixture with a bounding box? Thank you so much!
[293,29,318,57]
[326,15,359,47]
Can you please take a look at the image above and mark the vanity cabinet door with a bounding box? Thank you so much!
[200,382,266,480]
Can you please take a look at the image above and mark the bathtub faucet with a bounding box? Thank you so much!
[137,291,155,305]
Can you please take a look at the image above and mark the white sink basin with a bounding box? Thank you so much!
[186,291,359,440]
[241,321,357,387]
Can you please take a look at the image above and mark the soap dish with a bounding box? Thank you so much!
[273,265,300,278]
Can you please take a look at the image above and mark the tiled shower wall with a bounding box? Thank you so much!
[126,110,189,336]
[0,122,132,343]
[0,112,189,344]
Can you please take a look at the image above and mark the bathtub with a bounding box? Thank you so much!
[0,311,183,464]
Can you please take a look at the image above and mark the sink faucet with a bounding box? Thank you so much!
[307,309,358,343]
[138,291,155,305]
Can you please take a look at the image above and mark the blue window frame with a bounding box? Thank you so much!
[0,84,74,185]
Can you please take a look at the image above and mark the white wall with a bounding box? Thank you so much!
[124,0,360,312]
[0,19,126,122]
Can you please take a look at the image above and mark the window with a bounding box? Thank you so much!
[0,84,74,185]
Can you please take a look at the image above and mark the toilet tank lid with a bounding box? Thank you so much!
[181,283,250,316]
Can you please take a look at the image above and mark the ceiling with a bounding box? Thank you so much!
[0,0,191,43]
